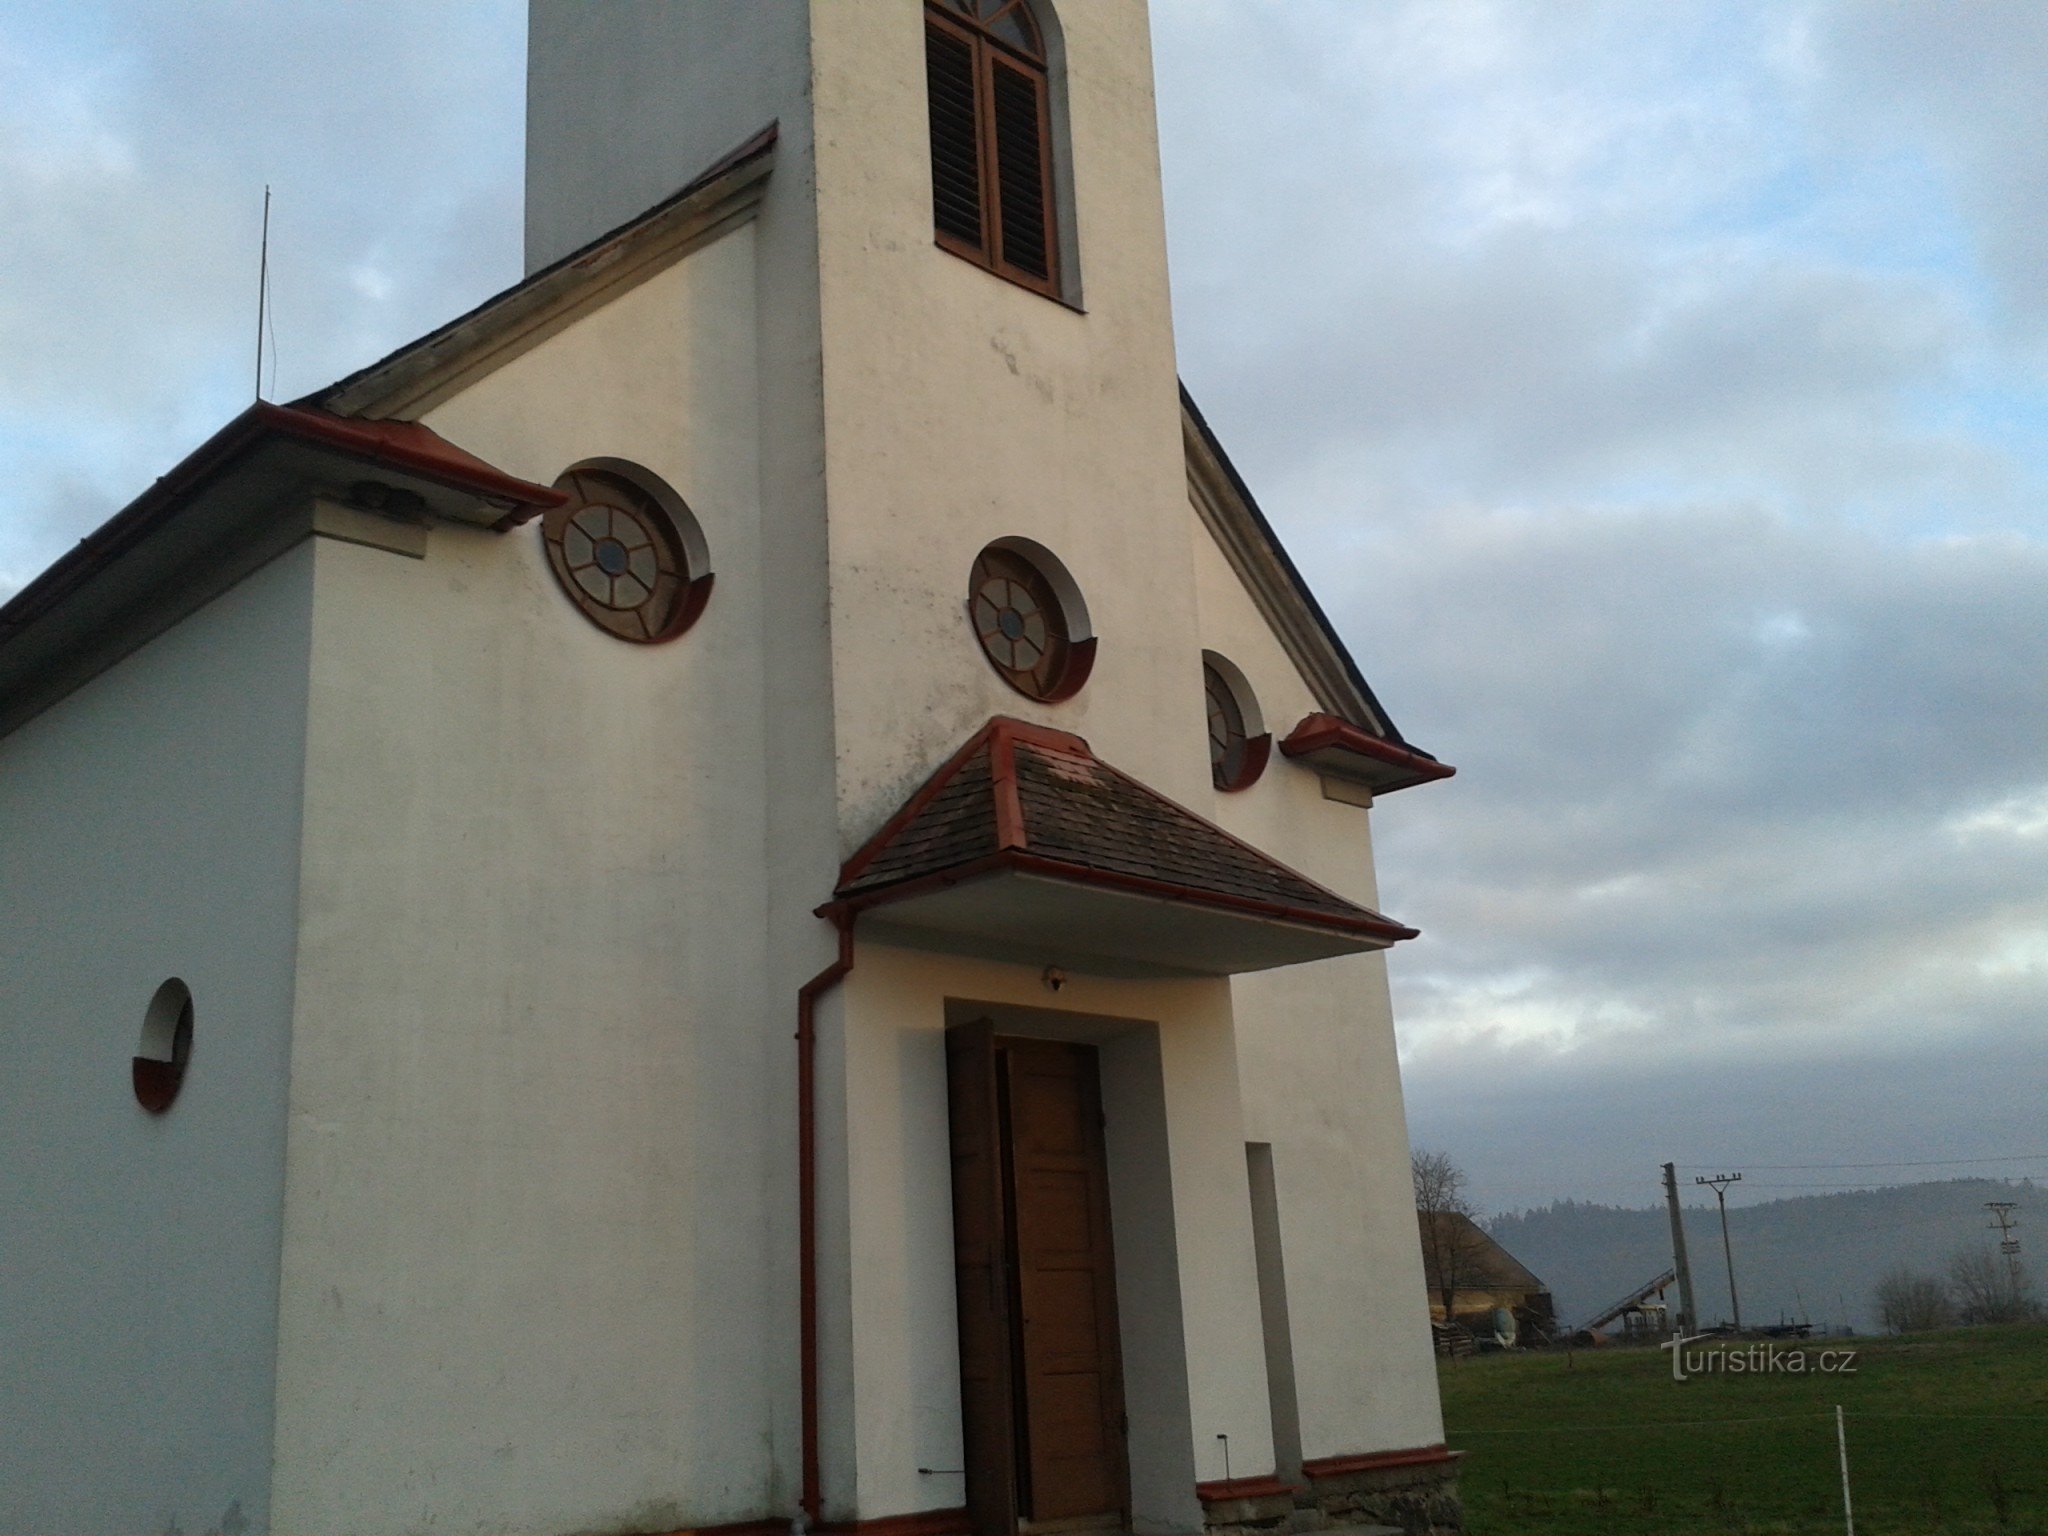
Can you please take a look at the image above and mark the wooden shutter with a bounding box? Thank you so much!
[988,54,1053,283]
[948,1020,1018,1536]
[927,17,986,254]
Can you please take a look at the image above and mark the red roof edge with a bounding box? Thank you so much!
[1003,851,1418,942]
[268,405,569,519]
[1280,712,1456,793]
[0,403,564,643]
[1300,1444,1465,1479]
[816,846,1418,944]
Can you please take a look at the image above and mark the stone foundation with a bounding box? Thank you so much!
[1298,1448,1463,1536]
[1195,1476,1296,1536]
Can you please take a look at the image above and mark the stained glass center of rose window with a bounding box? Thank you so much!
[562,504,661,611]
[973,575,1049,668]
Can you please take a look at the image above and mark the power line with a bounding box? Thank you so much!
[1721,1179,2007,1191]
[1676,1154,2048,1172]
[1451,1409,2048,1437]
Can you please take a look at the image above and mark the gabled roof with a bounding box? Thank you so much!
[0,403,563,649]
[1181,384,1450,779]
[310,124,778,421]
[0,402,566,735]
[1418,1212,1549,1296]
[826,717,1414,976]
[0,128,778,736]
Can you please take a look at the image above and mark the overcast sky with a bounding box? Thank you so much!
[4,3,2043,1215]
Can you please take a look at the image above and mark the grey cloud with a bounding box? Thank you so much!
[1400,1017,2048,1214]
[1,3,2041,1206]
[0,1,524,593]
[1356,501,2048,1070]
[1813,0,2048,342]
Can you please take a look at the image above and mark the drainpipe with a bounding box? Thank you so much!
[796,913,856,1528]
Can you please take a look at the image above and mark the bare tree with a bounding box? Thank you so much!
[1873,1265,1953,1334]
[1948,1245,2040,1324]
[1413,1149,1489,1323]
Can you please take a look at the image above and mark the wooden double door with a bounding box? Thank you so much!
[948,1025,1129,1536]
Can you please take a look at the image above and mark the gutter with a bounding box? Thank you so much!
[796,914,857,1526]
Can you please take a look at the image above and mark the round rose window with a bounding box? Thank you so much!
[541,467,708,643]
[968,541,1093,701]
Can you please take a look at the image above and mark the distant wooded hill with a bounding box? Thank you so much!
[1484,1177,2040,1335]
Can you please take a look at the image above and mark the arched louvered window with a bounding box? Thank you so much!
[925,0,1059,297]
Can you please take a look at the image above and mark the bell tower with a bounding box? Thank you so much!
[527,1,1198,822]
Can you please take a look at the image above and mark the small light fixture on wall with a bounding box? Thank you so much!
[1041,965,1067,993]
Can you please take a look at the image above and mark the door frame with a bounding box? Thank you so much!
[948,1023,1131,1536]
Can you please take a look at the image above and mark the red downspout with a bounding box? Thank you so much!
[797,913,856,1526]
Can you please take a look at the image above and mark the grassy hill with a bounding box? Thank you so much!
[1439,1323,2048,1535]
[1486,1178,2041,1333]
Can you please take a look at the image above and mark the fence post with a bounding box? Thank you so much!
[1835,1405,1854,1536]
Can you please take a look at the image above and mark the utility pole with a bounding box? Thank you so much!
[1662,1162,1697,1334]
[1697,1172,1744,1332]
[1985,1202,2023,1303]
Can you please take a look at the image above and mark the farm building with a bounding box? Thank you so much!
[1418,1212,1557,1344]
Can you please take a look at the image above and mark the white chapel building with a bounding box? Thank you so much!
[0,5,1463,1535]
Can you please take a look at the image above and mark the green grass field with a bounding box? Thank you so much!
[1438,1324,2048,1534]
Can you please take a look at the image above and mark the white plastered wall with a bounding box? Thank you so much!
[807,2,1213,836]
[267,231,795,1534]
[1188,525,1446,1459]
[0,545,313,1536]
[801,0,1440,1497]
[821,943,1273,1533]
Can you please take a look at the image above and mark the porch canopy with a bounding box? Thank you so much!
[819,717,1417,979]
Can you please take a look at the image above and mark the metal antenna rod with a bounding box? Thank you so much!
[256,185,272,400]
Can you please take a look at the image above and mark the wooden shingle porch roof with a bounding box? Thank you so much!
[823,717,1415,978]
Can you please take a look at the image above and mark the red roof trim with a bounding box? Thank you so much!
[819,843,1417,945]
[988,720,1027,850]
[1194,1476,1296,1505]
[1300,1443,1464,1479]
[819,851,1014,919]
[265,405,568,514]
[811,1510,972,1536]
[0,402,564,642]
[1280,712,1456,793]
[1003,851,1417,941]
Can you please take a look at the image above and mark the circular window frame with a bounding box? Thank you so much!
[540,460,714,644]
[965,537,1095,703]
[1203,651,1270,792]
[133,977,194,1114]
